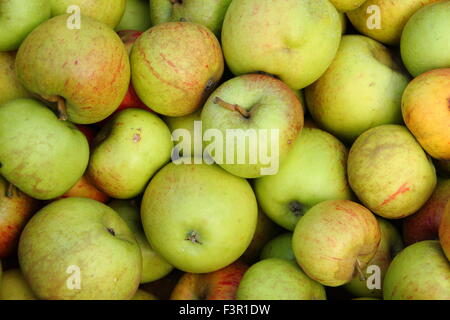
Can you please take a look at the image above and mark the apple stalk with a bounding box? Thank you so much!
[213,97,250,119]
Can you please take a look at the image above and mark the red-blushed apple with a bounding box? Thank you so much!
[439,202,450,261]
[60,175,110,204]
[403,179,450,246]
[170,261,248,300]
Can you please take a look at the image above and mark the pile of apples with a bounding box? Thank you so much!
[0,0,449,301]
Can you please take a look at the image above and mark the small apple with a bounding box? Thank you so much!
[132,289,158,300]
[260,233,295,262]
[0,52,31,105]
[61,175,110,204]
[439,202,450,261]
[0,269,37,300]
[116,0,151,32]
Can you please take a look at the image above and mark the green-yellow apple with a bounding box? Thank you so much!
[236,258,326,300]
[347,125,437,219]
[131,21,224,117]
[383,240,450,300]
[260,233,295,262]
[0,52,31,105]
[346,0,440,45]
[439,202,450,261]
[15,14,130,124]
[87,108,173,199]
[201,74,304,178]
[132,289,157,300]
[400,1,450,77]
[50,0,125,28]
[253,127,352,230]
[402,68,450,160]
[0,98,89,200]
[141,162,258,273]
[305,35,410,142]
[221,0,342,90]
[109,200,173,283]
[292,200,381,287]
[150,0,232,37]
[0,0,50,51]
[18,197,142,300]
[170,261,248,300]
[329,0,366,12]
[344,218,404,298]
[0,269,37,300]
[116,0,151,31]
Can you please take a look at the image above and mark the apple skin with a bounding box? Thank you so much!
[439,202,450,261]
[347,125,437,219]
[0,52,31,105]
[141,162,258,274]
[61,174,110,204]
[18,197,142,300]
[260,233,295,262]
[87,108,173,199]
[221,0,342,90]
[50,0,125,28]
[329,0,366,12]
[383,240,450,300]
[116,0,151,32]
[401,68,450,160]
[109,200,174,284]
[0,176,40,258]
[201,74,304,179]
[132,289,158,300]
[305,35,410,142]
[0,98,89,200]
[254,127,352,230]
[236,258,326,300]
[292,200,381,287]
[403,179,450,246]
[0,0,50,51]
[170,261,248,300]
[0,269,37,300]
[400,1,450,77]
[131,22,224,117]
[15,14,130,125]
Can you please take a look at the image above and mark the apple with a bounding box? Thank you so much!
[61,174,110,204]
[116,0,151,32]
[292,200,381,287]
[0,0,50,51]
[347,0,440,45]
[403,179,450,246]
[402,68,450,160]
[87,108,173,199]
[305,35,410,142]
[347,125,437,219]
[0,52,31,105]
[221,0,342,90]
[131,21,224,117]
[400,1,450,77]
[132,289,158,300]
[439,202,450,261]
[109,200,174,283]
[141,162,258,273]
[15,14,130,124]
[0,98,89,200]
[329,0,366,12]
[201,74,304,178]
[260,233,295,262]
[0,269,37,300]
[50,0,126,28]
[150,0,232,37]
[170,261,248,300]
[18,197,142,300]
[140,269,184,300]
[236,258,326,300]
[383,240,450,300]
[253,127,353,230]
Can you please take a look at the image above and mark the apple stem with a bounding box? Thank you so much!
[213,97,250,119]
[185,230,202,244]
[56,96,68,121]
[355,258,366,281]
[5,182,15,198]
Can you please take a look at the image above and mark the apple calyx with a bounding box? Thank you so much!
[213,97,250,119]
[106,227,116,236]
[185,230,202,244]
[288,200,305,217]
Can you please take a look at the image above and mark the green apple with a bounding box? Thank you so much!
[400,1,450,77]
[150,0,232,37]
[221,0,342,90]
[0,52,31,105]
[260,233,295,262]
[305,35,410,142]
[15,14,130,124]
[344,218,404,298]
[0,269,37,300]
[0,0,50,51]
[132,289,157,300]
[329,0,366,12]
[236,258,326,300]
[131,21,224,117]
[87,108,173,199]
[116,0,151,32]
[347,125,437,219]
[201,74,304,178]
[253,127,352,230]
[384,240,450,300]
[50,0,125,28]
[141,162,258,273]
[0,98,89,200]
[109,200,173,284]
[18,197,142,300]
[292,200,381,287]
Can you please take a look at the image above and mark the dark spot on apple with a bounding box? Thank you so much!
[288,200,305,217]
[447,98,450,110]
[107,227,116,236]
[74,60,78,65]
[179,17,187,22]
[133,133,141,143]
